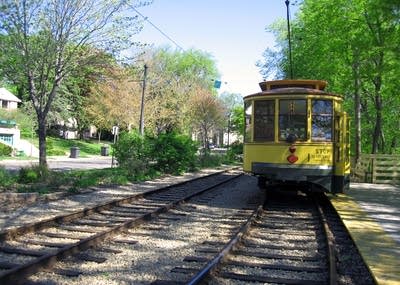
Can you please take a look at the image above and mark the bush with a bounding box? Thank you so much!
[0,167,16,189]
[198,152,224,168]
[226,141,243,161]
[18,168,39,183]
[113,131,198,176]
[18,165,49,183]
[151,132,198,174]
[0,143,12,156]
[113,131,152,176]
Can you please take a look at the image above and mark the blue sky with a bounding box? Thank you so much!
[133,0,297,96]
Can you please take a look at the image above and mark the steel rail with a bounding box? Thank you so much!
[0,171,242,284]
[315,196,338,285]
[185,205,263,285]
[0,169,235,241]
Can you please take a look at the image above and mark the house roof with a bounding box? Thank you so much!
[0,88,22,103]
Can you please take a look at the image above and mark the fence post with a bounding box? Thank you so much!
[371,156,375,183]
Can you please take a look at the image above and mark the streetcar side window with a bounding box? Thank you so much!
[312,100,333,142]
[279,99,307,141]
[254,100,275,141]
[244,101,252,142]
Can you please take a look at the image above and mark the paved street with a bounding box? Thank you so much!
[0,155,114,171]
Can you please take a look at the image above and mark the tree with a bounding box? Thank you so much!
[189,87,224,150]
[82,47,221,143]
[218,92,243,146]
[0,0,149,167]
[231,105,245,139]
[258,0,400,156]
[86,64,142,136]
[139,47,219,135]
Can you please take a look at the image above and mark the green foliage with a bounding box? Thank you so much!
[18,165,49,184]
[18,168,38,183]
[114,131,198,176]
[151,132,198,174]
[197,153,224,168]
[231,105,245,137]
[113,131,152,176]
[259,0,400,154]
[0,167,16,189]
[226,142,243,162]
[0,0,150,167]
[0,143,12,156]
[0,107,36,139]
[142,47,220,135]
[46,137,103,156]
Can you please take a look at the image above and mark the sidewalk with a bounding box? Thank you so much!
[330,183,400,285]
[0,155,114,171]
[348,183,400,244]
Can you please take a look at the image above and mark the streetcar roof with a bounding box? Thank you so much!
[244,79,342,99]
[260,79,327,91]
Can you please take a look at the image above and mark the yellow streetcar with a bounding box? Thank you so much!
[243,79,350,193]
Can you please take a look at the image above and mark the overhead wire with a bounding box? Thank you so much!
[129,5,225,88]
[131,6,185,51]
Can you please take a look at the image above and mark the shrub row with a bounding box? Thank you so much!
[113,131,198,176]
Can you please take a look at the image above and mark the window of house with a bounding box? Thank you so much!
[0,134,13,145]
[1,100,7,109]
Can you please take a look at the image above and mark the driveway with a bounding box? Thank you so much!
[0,155,114,171]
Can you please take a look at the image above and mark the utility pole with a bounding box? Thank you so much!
[139,64,148,136]
[285,0,294,79]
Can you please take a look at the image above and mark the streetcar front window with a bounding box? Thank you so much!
[312,100,333,142]
[254,100,275,141]
[244,101,252,142]
[279,99,307,141]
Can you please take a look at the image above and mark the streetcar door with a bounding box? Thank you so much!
[334,112,350,193]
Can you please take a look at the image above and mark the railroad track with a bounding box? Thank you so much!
[155,189,337,285]
[0,169,242,284]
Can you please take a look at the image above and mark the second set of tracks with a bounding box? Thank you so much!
[0,169,243,284]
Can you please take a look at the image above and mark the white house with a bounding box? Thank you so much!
[0,88,22,149]
[0,87,21,110]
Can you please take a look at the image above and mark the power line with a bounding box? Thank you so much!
[131,6,185,51]
[129,5,227,89]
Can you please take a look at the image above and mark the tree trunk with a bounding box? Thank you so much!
[371,71,383,154]
[38,115,47,167]
[352,52,362,163]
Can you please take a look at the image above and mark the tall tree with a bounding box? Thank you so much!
[259,0,400,156]
[218,92,243,146]
[0,0,149,166]
[189,87,224,150]
[86,64,142,135]
[141,47,219,135]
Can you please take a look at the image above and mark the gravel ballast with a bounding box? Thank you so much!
[23,174,262,284]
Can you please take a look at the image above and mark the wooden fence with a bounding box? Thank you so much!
[352,154,400,184]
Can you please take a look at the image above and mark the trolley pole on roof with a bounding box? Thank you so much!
[285,0,294,79]
[139,64,147,136]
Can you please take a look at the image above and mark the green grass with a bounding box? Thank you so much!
[0,167,135,194]
[23,136,110,157]
[46,137,108,156]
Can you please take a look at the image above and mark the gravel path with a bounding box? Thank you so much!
[1,169,373,285]
[22,174,262,284]
[0,167,233,231]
